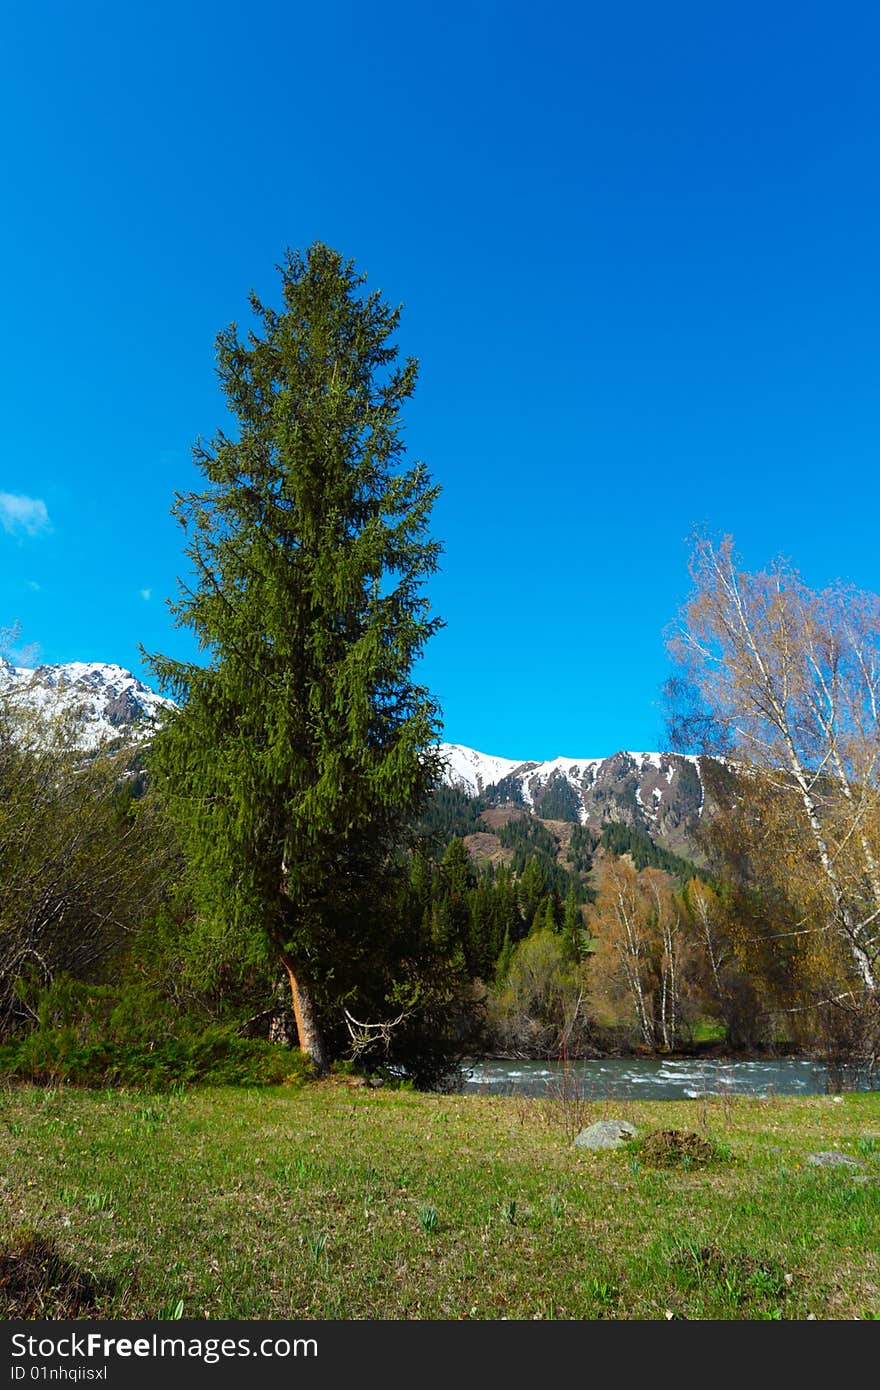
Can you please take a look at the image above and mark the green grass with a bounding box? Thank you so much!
[0,1081,878,1320]
[689,1020,728,1044]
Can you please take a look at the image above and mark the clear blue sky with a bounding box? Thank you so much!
[2,1,879,759]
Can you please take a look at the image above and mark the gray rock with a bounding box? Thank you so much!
[106,688,143,727]
[573,1120,638,1151]
[806,1151,866,1170]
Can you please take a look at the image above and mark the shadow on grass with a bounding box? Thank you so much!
[0,1229,117,1318]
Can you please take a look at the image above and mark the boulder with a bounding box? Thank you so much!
[573,1120,638,1151]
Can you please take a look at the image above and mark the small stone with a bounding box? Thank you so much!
[806,1151,866,1169]
[573,1120,638,1151]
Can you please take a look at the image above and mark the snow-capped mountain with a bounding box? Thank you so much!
[0,659,175,750]
[438,742,706,850]
[0,661,707,849]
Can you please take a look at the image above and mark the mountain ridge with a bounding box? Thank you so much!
[438,741,706,853]
[0,658,175,749]
[0,661,707,854]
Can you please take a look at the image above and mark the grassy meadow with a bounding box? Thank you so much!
[1,1080,878,1321]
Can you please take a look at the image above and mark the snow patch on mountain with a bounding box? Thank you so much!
[438,743,528,797]
[0,659,175,750]
[438,742,705,841]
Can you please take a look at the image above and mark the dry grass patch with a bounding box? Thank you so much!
[638,1129,726,1168]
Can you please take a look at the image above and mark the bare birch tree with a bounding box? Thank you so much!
[587,860,693,1051]
[667,534,880,1015]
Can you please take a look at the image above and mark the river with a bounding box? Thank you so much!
[460,1056,878,1100]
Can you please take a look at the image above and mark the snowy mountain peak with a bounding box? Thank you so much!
[0,659,175,750]
[437,744,531,797]
[437,741,705,848]
[0,664,705,851]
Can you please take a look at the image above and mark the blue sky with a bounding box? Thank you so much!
[2,1,879,759]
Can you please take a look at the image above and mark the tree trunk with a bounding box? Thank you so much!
[785,754,877,993]
[268,976,297,1046]
[280,955,329,1074]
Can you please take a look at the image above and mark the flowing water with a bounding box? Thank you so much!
[460,1056,878,1100]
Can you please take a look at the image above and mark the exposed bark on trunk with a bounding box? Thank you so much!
[268,977,297,1046]
[281,955,329,1074]
[698,907,727,1012]
[616,884,655,1048]
[803,637,880,914]
[660,920,677,1052]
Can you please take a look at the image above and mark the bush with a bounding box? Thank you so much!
[0,976,314,1088]
[635,1129,730,1168]
[486,929,592,1058]
[0,1030,313,1089]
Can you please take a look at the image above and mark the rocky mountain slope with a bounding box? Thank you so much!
[0,662,707,855]
[0,659,175,750]
[438,742,706,855]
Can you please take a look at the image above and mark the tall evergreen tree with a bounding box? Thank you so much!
[146,243,443,1072]
[563,886,584,959]
[495,927,514,984]
[517,857,547,926]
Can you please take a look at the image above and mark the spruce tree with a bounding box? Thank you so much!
[563,886,584,959]
[146,243,443,1072]
[495,927,514,984]
[517,857,546,926]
